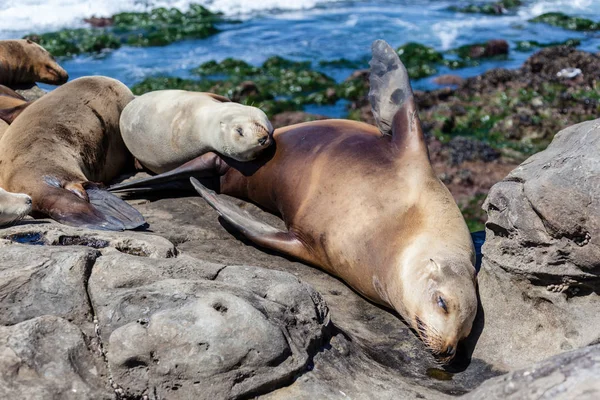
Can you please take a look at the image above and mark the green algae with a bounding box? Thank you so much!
[133,56,338,117]
[24,29,121,58]
[449,0,522,15]
[25,4,222,57]
[529,12,600,31]
[515,38,580,52]
[397,42,444,78]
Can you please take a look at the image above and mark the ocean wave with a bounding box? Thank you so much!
[0,0,340,39]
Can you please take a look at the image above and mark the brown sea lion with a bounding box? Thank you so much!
[0,39,68,87]
[0,76,144,230]
[110,40,478,361]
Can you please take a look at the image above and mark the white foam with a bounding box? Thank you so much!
[0,0,339,39]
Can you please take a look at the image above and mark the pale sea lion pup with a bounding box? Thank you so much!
[0,76,144,231]
[119,90,273,174]
[110,41,478,362]
[0,39,68,86]
[0,188,32,227]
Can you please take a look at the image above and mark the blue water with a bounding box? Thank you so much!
[2,0,599,115]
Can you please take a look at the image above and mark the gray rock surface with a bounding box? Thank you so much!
[464,343,600,400]
[474,118,600,370]
[0,316,112,400]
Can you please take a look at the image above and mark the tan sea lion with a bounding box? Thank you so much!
[0,96,31,125]
[119,90,273,174]
[0,188,32,227]
[0,39,68,87]
[0,76,144,230]
[110,40,478,361]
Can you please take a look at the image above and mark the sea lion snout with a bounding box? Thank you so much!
[0,188,32,226]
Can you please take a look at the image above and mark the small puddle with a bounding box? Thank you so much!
[5,232,45,245]
[426,367,454,381]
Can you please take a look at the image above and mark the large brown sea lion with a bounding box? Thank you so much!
[0,39,68,86]
[0,76,144,230]
[0,85,31,125]
[110,40,478,361]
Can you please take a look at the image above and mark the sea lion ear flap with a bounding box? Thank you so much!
[0,102,32,124]
[368,40,425,151]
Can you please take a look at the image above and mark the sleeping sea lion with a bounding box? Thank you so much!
[0,188,32,227]
[0,76,144,230]
[119,90,273,174]
[110,40,478,361]
[0,39,68,87]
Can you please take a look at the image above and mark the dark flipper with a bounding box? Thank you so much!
[109,152,228,193]
[368,39,426,154]
[39,184,146,231]
[0,102,31,124]
[191,178,316,264]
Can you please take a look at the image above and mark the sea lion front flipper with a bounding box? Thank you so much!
[191,178,316,264]
[38,183,146,231]
[0,101,31,124]
[109,152,228,193]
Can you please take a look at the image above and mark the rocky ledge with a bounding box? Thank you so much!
[0,117,599,398]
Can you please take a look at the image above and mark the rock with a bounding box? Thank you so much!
[0,221,177,258]
[84,16,114,28]
[0,316,112,399]
[88,252,330,399]
[474,118,600,369]
[482,39,509,58]
[15,84,46,101]
[464,343,600,399]
[433,74,465,87]
[0,244,97,331]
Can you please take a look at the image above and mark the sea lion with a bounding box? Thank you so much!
[0,188,32,227]
[0,76,145,230]
[0,39,68,87]
[119,90,273,174]
[110,40,478,361]
[0,94,31,125]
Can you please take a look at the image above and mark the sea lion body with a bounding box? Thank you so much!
[0,76,144,230]
[0,188,32,227]
[120,90,273,174]
[0,39,68,86]
[110,41,478,359]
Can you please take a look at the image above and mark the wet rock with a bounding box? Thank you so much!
[84,16,114,28]
[0,316,112,399]
[88,252,330,399]
[475,118,600,369]
[446,136,500,165]
[433,74,465,87]
[0,221,176,258]
[464,343,600,399]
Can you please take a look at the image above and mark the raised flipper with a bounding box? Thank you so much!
[37,181,146,231]
[368,39,427,155]
[191,178,318,265]
[109,152,228,193]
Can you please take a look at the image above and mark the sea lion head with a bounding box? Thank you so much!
[218,103,273,161]
[394,246,477,363]
[0,188,32,226]
[22,39,69,85]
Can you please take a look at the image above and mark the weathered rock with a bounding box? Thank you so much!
[14,84,46,101]
[473,118,600,369]
[464,343,600,399]
[88,252,330,399]
[0,243,97,330]
[0,316,112,399]
[0,221,176,258]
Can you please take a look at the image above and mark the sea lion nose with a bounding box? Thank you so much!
[25,197,32,205]
[258,136,269,146]
[445,345,455,356]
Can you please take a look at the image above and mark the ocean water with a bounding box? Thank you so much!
[0,0,599,114]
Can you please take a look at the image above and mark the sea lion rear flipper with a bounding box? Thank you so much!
[39,184,146,231]
[0,101,31,124]
[109,153,227,193]
[191,178,315,264]
[368,39,426,153]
